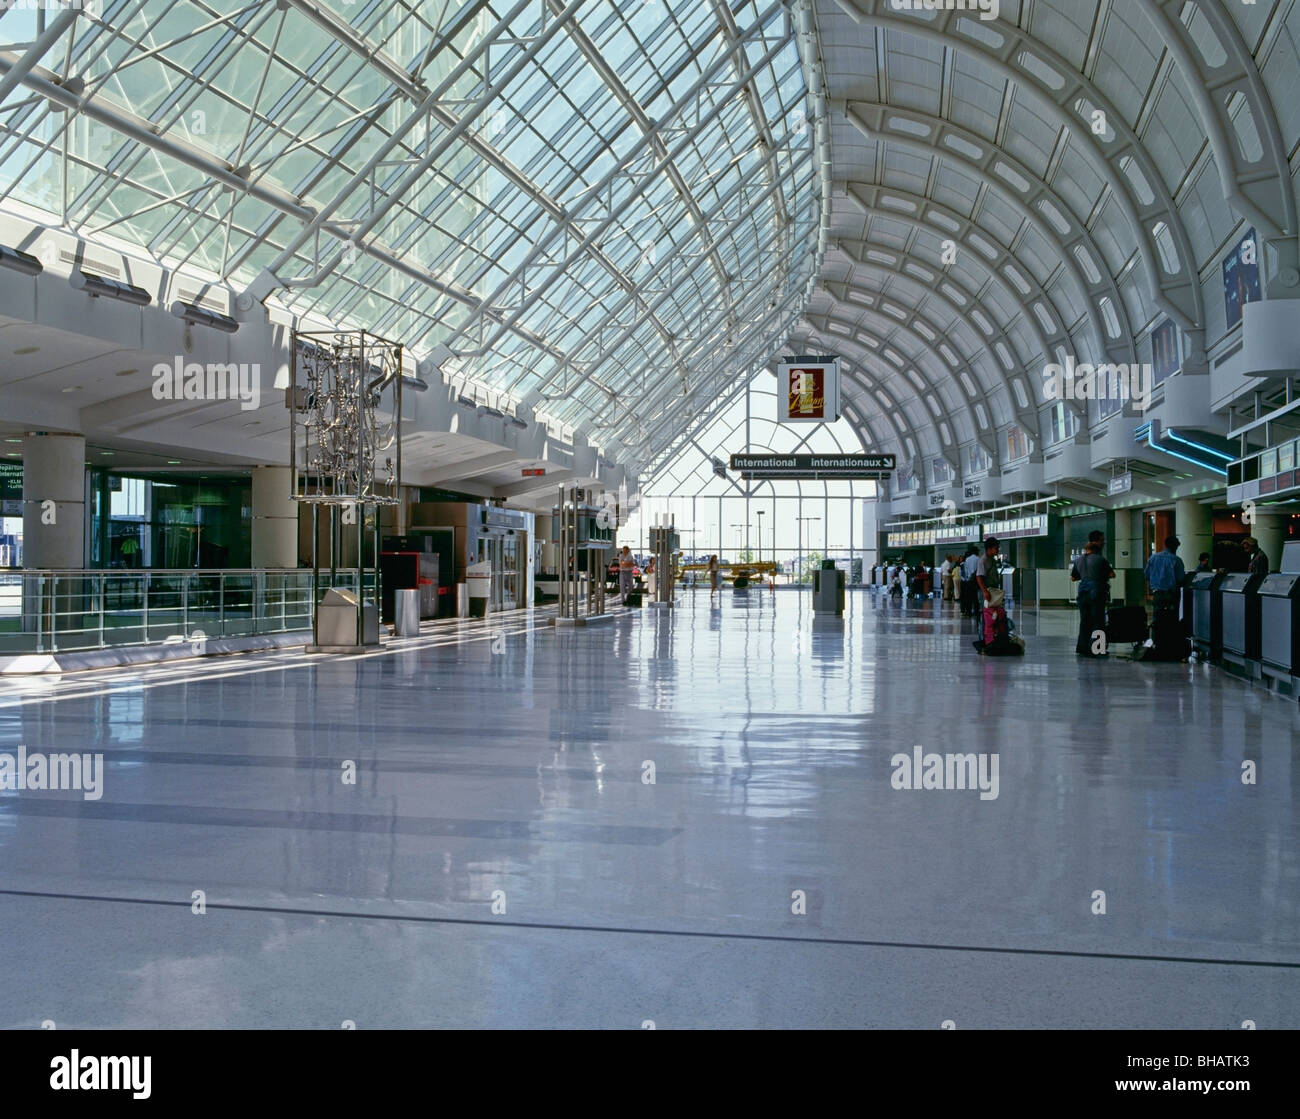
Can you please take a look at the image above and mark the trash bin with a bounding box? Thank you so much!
[813,560,845,615]
[466,561,491,618]
[315,587,379,647]
[394,588,420,636]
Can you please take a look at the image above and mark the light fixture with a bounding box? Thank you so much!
[13,346,39,355]
[70,271,151,306]
[0,245,43,276]
[399,374,429,392]
[61,386,82,393]
[166,460,181,465]
[115,368,138,377]
[169,300,239,333]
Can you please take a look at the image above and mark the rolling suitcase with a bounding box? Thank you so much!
[1106,605,1148,644]
[1144,607,1189,661]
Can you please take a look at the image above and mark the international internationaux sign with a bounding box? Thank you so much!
[777,358,840,423]
[729,453,895,480]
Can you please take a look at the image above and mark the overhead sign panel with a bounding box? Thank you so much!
[778,358,840,423]
[730,453,894,480]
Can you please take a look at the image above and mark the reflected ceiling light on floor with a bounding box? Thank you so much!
[70,271,151,306]
[0,246,43,276]
[170,300,239,333]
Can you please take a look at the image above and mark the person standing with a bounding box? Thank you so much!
[1241,536,1269,576]
[1146,534,1186,656]
[617,544,636,603]
[1071,530,1115,657]
[960,544,980,617]
[708,554,720,603]
[938,555,953,602]
[975,537,1001,609]
[1195,552,1212,574]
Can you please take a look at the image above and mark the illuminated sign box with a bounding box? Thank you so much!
[777,359,840,423]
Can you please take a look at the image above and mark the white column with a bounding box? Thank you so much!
[21,433,85,568]
[251,466,299,568]
[1175,498,1212,570]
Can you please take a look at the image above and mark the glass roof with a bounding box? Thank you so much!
[0,0,821,462]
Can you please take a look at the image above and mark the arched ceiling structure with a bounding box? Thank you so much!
[1,0,1297,492]
[782,0,1300,482]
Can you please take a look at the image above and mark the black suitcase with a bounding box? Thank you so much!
[623,591,643,608]
[1147,608,1188,660]
[1106,605,1148,644]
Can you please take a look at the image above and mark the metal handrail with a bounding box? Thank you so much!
[0,568,377,656]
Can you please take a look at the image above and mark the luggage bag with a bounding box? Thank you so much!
[1106,605,1148,644]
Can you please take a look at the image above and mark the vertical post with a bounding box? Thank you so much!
[356,501,364,647]
[312,503,320,641]
[97,572,104,649]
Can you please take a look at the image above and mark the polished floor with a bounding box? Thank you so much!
[1,590,1297,1029]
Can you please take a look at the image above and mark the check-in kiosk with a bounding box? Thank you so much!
[1217,572,1265,673]
[1188,570,1225,661]
[1000,567,1016,603]
[1257,573,1300,688]
[1255,542,1300,690]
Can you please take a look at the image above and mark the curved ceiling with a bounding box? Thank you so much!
[788,0,1298,479]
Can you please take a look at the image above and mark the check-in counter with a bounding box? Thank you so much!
[1188,570,1225,660]
[1218,572,1265,668]
[1037,568,1075,605]
[1257,574,1300,683]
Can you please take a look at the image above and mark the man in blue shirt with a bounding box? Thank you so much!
[1145,535,1186,598]
[1146,535,1187,659]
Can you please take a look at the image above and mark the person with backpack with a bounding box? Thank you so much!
[1071,530,1115,657]
[974,537,1001,610]
[974,587,1025,656]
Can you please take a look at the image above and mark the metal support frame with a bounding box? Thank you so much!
[844,102,1138,372]
[824,245,1045,435]
[835,0,1206,351]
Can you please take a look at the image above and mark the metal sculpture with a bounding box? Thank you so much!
[290,329,404,650]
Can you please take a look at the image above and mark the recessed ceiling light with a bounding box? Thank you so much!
[4,438,20,444]
[241,420,261,428]
[114,368,137,377]
[13,346,39,355]
[99,451,114,456]
[61,385,81,393]
[167,460,181,465]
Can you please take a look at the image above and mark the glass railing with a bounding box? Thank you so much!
[0,569,377,655]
